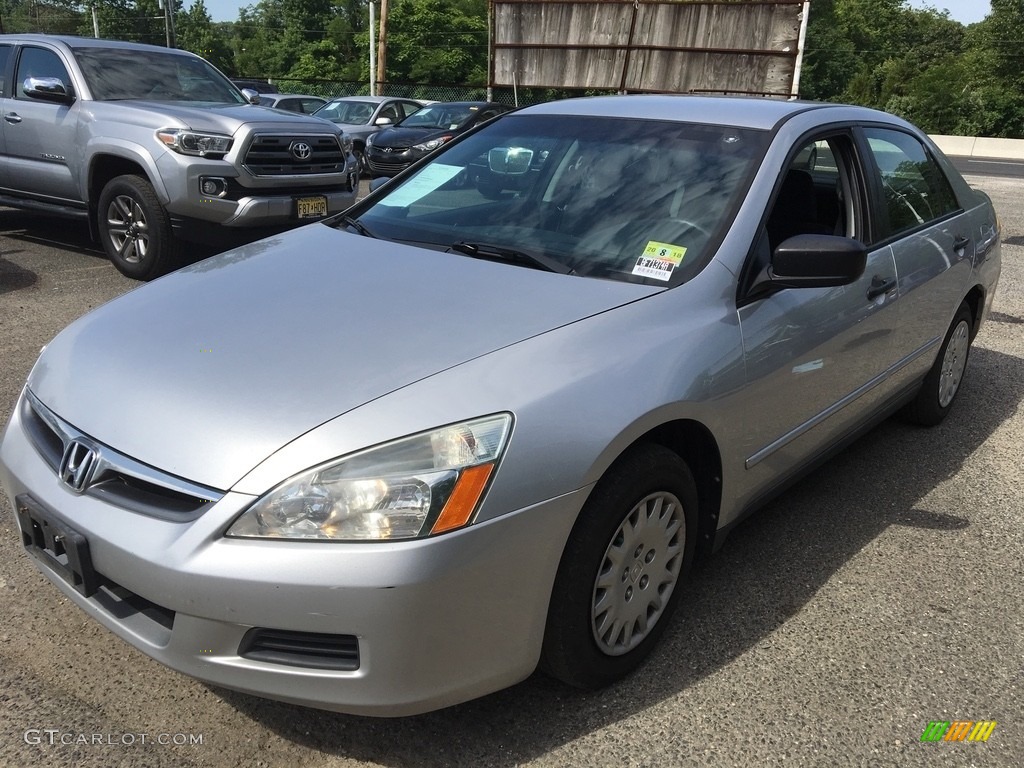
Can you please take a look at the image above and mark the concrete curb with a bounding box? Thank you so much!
[930,134,1024,161]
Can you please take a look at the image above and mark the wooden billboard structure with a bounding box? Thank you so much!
[490,0,810,98]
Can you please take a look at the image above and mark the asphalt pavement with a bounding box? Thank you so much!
[0,177,1021,767]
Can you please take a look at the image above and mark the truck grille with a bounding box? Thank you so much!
[243,134,347,176]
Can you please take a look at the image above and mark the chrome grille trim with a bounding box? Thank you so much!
[242,133,347,176]
[23,389,223,520]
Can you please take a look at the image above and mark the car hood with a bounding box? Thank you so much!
[374,126,455,147]
[93,101,338,135]
[29,225,654,490]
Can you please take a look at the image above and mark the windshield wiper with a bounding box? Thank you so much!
[451,241,575,275]
[340,215,376,239]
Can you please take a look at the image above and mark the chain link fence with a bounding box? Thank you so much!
[237,78,617,107]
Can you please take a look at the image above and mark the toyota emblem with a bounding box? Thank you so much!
[290,141,313,161]
[59,439,98,493]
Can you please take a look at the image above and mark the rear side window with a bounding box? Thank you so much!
[863,128,960,239]
[0,45,11,96]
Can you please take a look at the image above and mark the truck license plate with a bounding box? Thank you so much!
[296,196,328,219]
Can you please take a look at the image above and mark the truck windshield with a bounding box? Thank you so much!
[74,48,245,104]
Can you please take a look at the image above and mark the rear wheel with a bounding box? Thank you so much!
[541,444,697,689]
[905,301,973,426]
[97,175,179,280]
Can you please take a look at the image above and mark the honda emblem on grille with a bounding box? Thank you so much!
[59,439,97,493]
[289,141,313,161]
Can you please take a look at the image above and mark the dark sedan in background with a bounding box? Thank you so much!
[364,100,510,177]
[313,95,425,174]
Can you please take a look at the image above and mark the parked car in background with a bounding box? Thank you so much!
[231,78,277,94]
[0,35,359,279]
[313,95,425,174]
[0,95,1000,717]
[258,93,327,114]
[364,100,510,177]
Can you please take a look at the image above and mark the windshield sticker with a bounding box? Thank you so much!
[378,164,463,207]
[632,241,687,281]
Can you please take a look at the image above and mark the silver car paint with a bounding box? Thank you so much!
[28,224,654,491]
[0,95,1002,715]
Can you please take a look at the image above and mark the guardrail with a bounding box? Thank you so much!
[931,135,1024,161]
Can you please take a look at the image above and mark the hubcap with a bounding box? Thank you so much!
[938,319,970,408]
[106,195,149,264]
[591,491,684,656]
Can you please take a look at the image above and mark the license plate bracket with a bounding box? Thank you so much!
[16,495,99,597]
[296,195,328,219]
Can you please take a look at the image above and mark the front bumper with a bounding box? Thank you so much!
[156,152,360,228]
[0,391,584,716]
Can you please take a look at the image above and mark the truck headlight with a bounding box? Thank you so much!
[157,129,233,158]
[226,414,513,541]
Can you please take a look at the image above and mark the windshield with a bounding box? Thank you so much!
[352,113,768,286]
[314,100,378,125]
[398,104,480,130]
[75,48,245,103]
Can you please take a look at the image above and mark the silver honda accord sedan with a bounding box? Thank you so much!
[0,95,1001,716]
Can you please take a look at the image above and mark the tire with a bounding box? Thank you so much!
[904,301,973,426]
[353,146,369,177]
[97,175,179,280]
[541,444,698,689]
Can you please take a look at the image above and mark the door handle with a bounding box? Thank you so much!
[4,113,22,124]
[867,275,896,300]
[953,235,970,251]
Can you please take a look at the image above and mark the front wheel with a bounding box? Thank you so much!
[904,301,974,426]
[97,174,179,280]
[541,444,697,689]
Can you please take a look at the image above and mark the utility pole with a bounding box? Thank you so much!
[369,2,377,96]
[377,0,389,96]
[91,3,100,38]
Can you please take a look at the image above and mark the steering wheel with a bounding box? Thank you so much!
[667,218,713,240]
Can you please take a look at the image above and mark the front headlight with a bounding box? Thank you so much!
[157,128,233,158]
[339,131,353,154]
[412,135,453,152]
[227,414,513,541]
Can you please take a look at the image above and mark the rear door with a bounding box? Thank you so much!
[858,127,974,390]
[3,44,81,204]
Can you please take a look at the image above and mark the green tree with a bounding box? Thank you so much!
[176,0,232,70]
[385,0,488,84]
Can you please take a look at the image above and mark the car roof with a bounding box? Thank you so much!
[326,95,416,104]
[519,94,891,131]
[0,33,197,56]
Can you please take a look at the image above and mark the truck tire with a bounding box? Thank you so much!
[98,175,179,280]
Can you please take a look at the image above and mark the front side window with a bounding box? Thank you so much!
[399,104,481,130]
[863,128,960,239]
[352,114,768,286]
[15,47,71,99]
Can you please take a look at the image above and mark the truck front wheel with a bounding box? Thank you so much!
[98,175,179,280]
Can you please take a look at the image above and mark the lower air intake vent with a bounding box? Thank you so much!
[238,628,360,671]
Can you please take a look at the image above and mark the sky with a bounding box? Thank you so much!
[905,0,991,25]
[201,0,993,26]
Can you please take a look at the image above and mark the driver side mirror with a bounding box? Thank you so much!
[746,234,867,300]
[23,76,74,105]
[240,88,260,105]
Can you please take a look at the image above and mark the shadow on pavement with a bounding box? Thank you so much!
[217,345,1023,767]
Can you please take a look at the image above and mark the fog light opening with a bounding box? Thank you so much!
[200,177,227,197]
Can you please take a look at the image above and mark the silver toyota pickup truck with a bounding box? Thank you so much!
[0,34,359,279]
